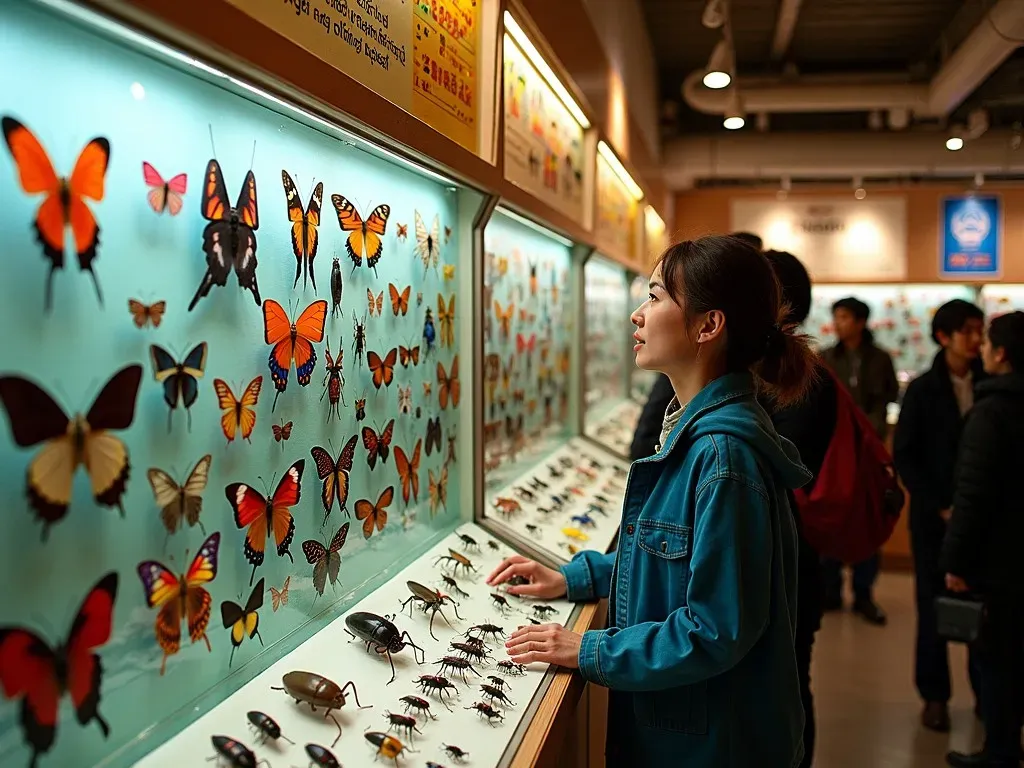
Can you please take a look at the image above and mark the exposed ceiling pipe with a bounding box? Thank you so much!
[681,0,1024,119]
[662,130,1024,189]
[770,0,805,60]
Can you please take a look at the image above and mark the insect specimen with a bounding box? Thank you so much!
[345,612,426,684]
[271,671,371,747]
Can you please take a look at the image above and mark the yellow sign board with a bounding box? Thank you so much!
[595,154,638,261]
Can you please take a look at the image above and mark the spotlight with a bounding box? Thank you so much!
[702,39,732,89]
[723,90,744,130]
[946,136,964,151]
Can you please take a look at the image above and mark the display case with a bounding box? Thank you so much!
[979,284,1024,315]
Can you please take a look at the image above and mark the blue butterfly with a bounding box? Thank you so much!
[150,342,207,432]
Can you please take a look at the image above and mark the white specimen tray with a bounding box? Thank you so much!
[482,438,628,565]
[134,523,577,768]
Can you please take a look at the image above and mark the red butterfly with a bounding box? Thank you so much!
[142,162,187,216]
[0,572,118,767]
[362,419,395,470]
[225,460,304,586]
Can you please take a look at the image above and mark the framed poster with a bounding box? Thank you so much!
[940,195,1001,278]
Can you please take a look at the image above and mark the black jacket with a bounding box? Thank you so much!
[941,373,1024,593]
[629,374,674,460]
[893,351,985,513]
[821,337,898,437]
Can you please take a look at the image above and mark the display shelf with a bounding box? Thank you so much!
[481,438,627,566]
[134,522,579,768]
[583,399,642,460]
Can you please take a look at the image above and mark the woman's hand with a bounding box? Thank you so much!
[945,573,969,592]
[486,554,567,599]
[505,623,582,669]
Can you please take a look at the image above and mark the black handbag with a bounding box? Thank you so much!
[935,594,987,643]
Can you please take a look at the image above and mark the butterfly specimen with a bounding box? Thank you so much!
[0,364,142,537]
[220,578,264,667]
[422,381,432,397]
[414,210,440,275]
[310,434,359,524]
[399,341,420,368]
[422,307,436,355]
[362,419,395,470]
[188,159,261,311]
[437,355,460,410]
[424,416,442,456]
[263,298,327,410]
[355,486,394,539]
[137,531,220,675]
[0,571,118,767]
[281,171,323,291]
[147,454,212,536]
[528,259,538,295]
[446,430,457,464]
[213,376,262,444]
[142,162,187,215]
[437,293,455,348]
[389,283,411,316]
[428,464,448,517]
[330,257,343,317]
[397,385,412,415]
[1,117,110,311]
[367,348,398,390]
[494,301,514,339]
[226,459,304,586]
[322,335,346,421]
[269,576,290,612]
[394,438,422,505]
[444,225,452,243]
[442,264,455,282]
[128,299,166,329]
[332,194,390,277]
[303,522,350,597]
[150,342,208,431]
[272,420,293,447]
[355,396,367,421]
[396,222,408,241]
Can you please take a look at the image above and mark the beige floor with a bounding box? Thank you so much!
[813,571,984,767]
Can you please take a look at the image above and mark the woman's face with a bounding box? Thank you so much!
[630,262,695,372]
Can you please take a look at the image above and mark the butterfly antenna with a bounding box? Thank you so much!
[249,140,257,170]
[208,125,217,158]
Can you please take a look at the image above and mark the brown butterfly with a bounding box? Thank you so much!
[355,486,394,539]
[268,576,290,611]
[129,299,166,329]
[272,420,293,449]
[396,222,408,241]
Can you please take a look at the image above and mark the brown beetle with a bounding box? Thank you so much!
[270,671,371,747]
[433,548,478,577]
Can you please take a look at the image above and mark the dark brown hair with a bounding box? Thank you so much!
[657,235,816,404]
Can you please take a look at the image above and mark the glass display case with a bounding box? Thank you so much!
[979,284,1024,316]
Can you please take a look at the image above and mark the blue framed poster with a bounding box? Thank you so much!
[940,194,1002,277]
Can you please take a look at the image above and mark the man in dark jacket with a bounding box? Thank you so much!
[820,296,899,624]
[943,311,1024,768]
[893,299,985,732]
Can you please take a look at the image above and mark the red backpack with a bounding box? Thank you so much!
[794,368,904,563]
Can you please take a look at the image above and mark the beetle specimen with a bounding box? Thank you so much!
[399,694,437,720]
[524,523,539,535]
[434,654,481,681]
[558,456,573,468]
[364,730,416,765]
[535,506,552,516]
[270,670,370,746]
[412,674,459,711]
[566,486,585,497]
[512,486,536,502]
[527,476,549,491]
[491,497,521,517]
[466,701,505,725]
[480,683,516,707]
[496,660,526,677]
[382,710,423,742]
[209,735,270,768]
[439,575,469,599]
[305,742,342,768]
[487,540,500,552]
[593,494,611,505]
[561,527,589,542]
[466,623,505,641]
[532,604,557,619]
[571,513,596,528]
[456,533,479,551]
[486,675,509,691]
[433,548,478,577]
[399,581,464,640]
[461,635,486,650]
[440,743,470,763]
[587,503,608,517]
[547,463,564,478]
[548,495,565,510]
[490,592,512,614]
[450,640,492,663]
[345,611,426,684]
[246,710,295,745]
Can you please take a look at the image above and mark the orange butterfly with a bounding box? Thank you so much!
[282,171,322,291]
[396,222,408,241]
[355,486,394,539]
[389,283,411,316]
[213,377,263,444]
[367,348,398,390]
[332,194,390,277]
[394,439,422,505]
[399,343,420,368]
[362,419,395,470]
[128,299,166,329]
[437,356,460,410]
[428,464,448,518]
[2,117,110,311]
[367,288,384,317]
[437,293,455,347]
[269,576,290,612]
[262,299,327,410]
[493,300,514,339]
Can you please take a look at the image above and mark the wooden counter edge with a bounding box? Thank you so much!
[508,600,605,768]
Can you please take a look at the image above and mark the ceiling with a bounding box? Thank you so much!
[643,0,1024,137]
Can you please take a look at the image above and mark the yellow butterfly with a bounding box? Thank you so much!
[428,464,448,518]
[443,264,455,281]
[437,293,455,348]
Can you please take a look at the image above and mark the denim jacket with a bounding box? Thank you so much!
[561,373,812,766]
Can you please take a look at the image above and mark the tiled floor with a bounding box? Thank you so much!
[812,571,984,767]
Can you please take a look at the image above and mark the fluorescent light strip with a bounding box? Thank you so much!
[496,206,575,248]
[503,11,591,130]
[598,141,644,201]
[644,204,665,234]
[36,0,457,188]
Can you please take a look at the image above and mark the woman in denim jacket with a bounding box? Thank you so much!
[488,236,815,767]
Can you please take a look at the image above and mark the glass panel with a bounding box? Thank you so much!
[979,284,1024,315]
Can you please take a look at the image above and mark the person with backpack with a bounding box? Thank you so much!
[820,296,899,624]
[893,299,985,733]
[942,311,1024,768]
[487,235,815,766]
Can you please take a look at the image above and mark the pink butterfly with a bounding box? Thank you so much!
[142,162,187,216]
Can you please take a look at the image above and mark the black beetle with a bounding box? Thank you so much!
[412,674,459,711]
[439,575,469,599]
[456,533,480,551]
[270,670,371,747]
[465,623,505,641]
[480,683,516,707]
[486,675,508,690]
[209,735,270,768]
[399,581,464,640]
[246,710,294,745]
[365,730,416,765]
[441,742,470,763]
[466,701,505,725]
[496,660,526,677]
[434,655,481,681]
[345,611,426,685]
[383,710,423,741]
[305,742,341,767]
[399,694,437,720]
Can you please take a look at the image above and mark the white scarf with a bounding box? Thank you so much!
[657,396,685,453]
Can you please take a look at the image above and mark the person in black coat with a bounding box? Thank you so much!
[943,311,1024,768]
[893,299,985,732]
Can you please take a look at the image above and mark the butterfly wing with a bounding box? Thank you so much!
[363,205,390,270]
[0,375,69,448]
[292,300,327,387]
[302,539,329,596]
[200,159,231,222]
[379,419,395,464]
[180,454,212,528]
[183,532,219,643]
[80,365,142,508]
[327,522,349,586]
[361,424,380,470]
[147,467,184,534]
[226,484,269,567]
[310,445,338,514]
[213,379,240,443]
[375,486,394,532]
[238,376,262,441]
[449,355,460,407]
[263,300,295,391]
[269,460,303,556]
[235,170,259,230]
[332,194,366,266]
[367,348,398,390]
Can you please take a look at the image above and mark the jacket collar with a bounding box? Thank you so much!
[926,349,986,390]
[975,372,1024,399]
